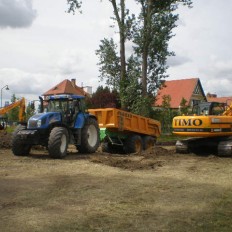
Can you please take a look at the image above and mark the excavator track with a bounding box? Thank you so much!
[176,137,232,156]
[218,137,232,156]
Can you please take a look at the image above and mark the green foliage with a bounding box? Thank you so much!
[162,94,171,109]
[26,102,36,120]
[153,94,178,134]
[87,86,120,109]
[179,97,189,115]
[66,0,82,14]
[96,38,121,91]
[7,94,19,122]
[120,61,154,117]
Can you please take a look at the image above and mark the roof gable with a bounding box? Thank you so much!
[155,78,206,108]
[43,79,87,96]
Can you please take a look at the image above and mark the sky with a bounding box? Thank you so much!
[0,0,232,106]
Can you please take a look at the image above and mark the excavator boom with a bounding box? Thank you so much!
[0,98,26,122]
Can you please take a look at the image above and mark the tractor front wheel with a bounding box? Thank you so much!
[48,127,69,159]
[12,125,32,156]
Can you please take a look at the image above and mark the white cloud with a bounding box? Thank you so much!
[167,55,191,67]
[167,0,232,97]
[0,0,37,28]
[55,49,83,75]
[0,0,232,105]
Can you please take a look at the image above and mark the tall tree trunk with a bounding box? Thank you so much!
[141,0,153,97]
[142,46,148,97]
[120,0,126,83]
[111,0,127,109]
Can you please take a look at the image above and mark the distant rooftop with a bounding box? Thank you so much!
[43,79,87,97]
[155,78,206,108]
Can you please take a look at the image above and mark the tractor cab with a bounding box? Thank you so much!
[45,95,84,125]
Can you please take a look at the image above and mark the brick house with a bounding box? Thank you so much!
[154,78,207,110]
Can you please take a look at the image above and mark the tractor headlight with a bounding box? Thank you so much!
[37,119,42,127]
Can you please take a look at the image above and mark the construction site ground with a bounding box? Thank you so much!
[0,132,232,231]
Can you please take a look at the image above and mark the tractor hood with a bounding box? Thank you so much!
[27,112,62,129]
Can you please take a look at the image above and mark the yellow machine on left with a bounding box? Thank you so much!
[0,98,26,129]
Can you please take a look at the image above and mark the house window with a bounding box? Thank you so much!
[191,99,201,107]
[194,84,201,95]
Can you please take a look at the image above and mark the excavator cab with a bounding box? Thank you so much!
[192,102,225,116]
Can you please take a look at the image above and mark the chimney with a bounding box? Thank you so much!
[207,92,217,98]
[71,78,76,87]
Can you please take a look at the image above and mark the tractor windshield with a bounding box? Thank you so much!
[47,100,69,113]
[46,99,82,114]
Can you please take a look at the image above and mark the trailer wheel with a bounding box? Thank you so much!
[102,142,110,153]
[48,127,69,159]
[102,142,123,154]
[12,125,31,156]
[124,135,143,154]
[77,118,100,153]
[143,136,156,151]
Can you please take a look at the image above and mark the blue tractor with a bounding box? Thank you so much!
[11,94,100,158]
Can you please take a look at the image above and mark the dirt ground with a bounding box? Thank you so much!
[0,132,232,231]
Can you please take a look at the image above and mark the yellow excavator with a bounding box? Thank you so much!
[0,98,26,130]
[172,101,232,156]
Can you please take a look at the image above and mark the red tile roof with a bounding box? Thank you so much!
[207,96,232,105]
[43,79,87,96]
[155,78,202,108]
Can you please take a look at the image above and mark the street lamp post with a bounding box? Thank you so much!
[1,85,9,108]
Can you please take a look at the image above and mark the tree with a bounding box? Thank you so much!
[179,97,189,115]
[160,94,172,133]
[66,0,82,14]
[66,0,192,116]
[7,94,19,123]
[68,0,134,109]
[96,38,121,90]
[87,86,120,108]
[26,101,36,120]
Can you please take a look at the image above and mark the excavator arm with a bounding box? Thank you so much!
[223,103,232,116]
[0,97,26,122]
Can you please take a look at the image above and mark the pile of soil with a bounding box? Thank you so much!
[0,131,12,148]
[91,146,175,171]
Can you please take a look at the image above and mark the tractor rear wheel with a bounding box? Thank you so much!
[77,118,100,153]
[124,135,143,154]
[48,127,69,159]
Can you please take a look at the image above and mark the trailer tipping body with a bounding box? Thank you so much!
[88,108,161,153]
[88,108,161,137]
